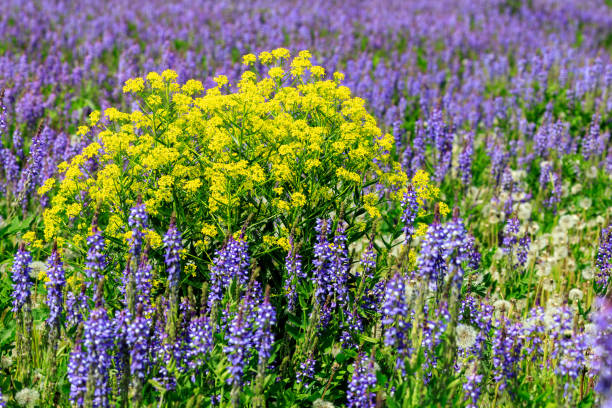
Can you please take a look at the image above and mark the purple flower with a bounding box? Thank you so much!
[67,340,88,407]
[347,354,377,408]
[163,221,182,289]
[596,225,612,286]
[127,203,148,259]
[187,315,214,371]
[463,371,483,408]
[224,309,249,386]
[254,293,276,368]
[296,357,316,389]
[400,187,419,243]
[85,226,106,285]
[208,236,250,309]
[126,305,151,380]
[11,246,33,313]
[284,237,304,311]
[313,219,349,327]
[381,273,411,365]
[457,132,474,185]
[83,300,115,408]
[592,296,612,405]
[45,248,65,327]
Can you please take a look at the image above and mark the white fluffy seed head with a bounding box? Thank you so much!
[15,388,40,408]
[455,324,478,350]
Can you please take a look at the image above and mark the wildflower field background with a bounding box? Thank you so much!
[1,0,612,407]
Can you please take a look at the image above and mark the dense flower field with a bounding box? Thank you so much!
[1,0,612,407]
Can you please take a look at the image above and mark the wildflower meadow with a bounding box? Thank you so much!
[1,0,612,407]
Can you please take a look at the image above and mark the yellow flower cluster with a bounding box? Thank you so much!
[40,49,408,258]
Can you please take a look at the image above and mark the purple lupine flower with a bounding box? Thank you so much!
[463,370,483,408]
[421,302,451,384]
[208,236,250,309]
[296,357,316,389]
[381,273,411,365]
[65,285,88,328]
[135,250,153,306]
[83,299,115,408]
[502,217,520,253]
[284,237,304,311]
[163,220,182,289]
[67,339,88,407]
[85,226,106,285]
[347,354,377,408]
[313,219,349,326]
[254,292,276,368]
[596,225,612,286]
[491,317,524,391]
[457,132,474,186]
[417,212,472,292]
[11,246,33,313]
[45,248,65,327]
[516,235,531,267]
[187,315,214,371]
[582,115,600,160]
[224,308,249,386]
[592,296,612,405]
[126,304,150,380]
[400,186,419,243]
[127,202,147,259]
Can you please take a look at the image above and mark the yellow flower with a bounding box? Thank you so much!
[161,69,178,83]
[123,77,145,94]
[201,223,218,237]
[277,236,290,251]
[258,51,273,65]
[23,231,37,243]
[311,66,325,78]
[213,75,229,88]
[272,48,290,60]
[145,230,163,249]
[37,178,56,196]
[263,235,277,246]
[184,178,202,193]
[182,79,204,95]
[439,202,450,217]
[291,192,307,208]
[415,223,429,237]
[89,110,101,126]
[76,126,90,136]
[333,72,345,83]
[242,53,257,65]
[268,67,285,80]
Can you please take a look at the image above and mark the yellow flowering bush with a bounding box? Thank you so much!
[39,49,428,277]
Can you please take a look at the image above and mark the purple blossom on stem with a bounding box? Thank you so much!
[67,340,88,407]
[347,354,377,408]
[400,186,419,243]
[463,371,483,408]
[254,292,276,367]
[187,315,214,371]
[163,220,182,289]
[208,236,250,309]
[296,357,315,389]
[225,308,249,386]
[83,298,115,408]
[592,296,612,405]
[126,304,150,380]
[85,226,106,285]
[11,246,33,313]
[127,202,147,259]
[45,248,65,327]
[284,237,304,311]
[596,224,612,286]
